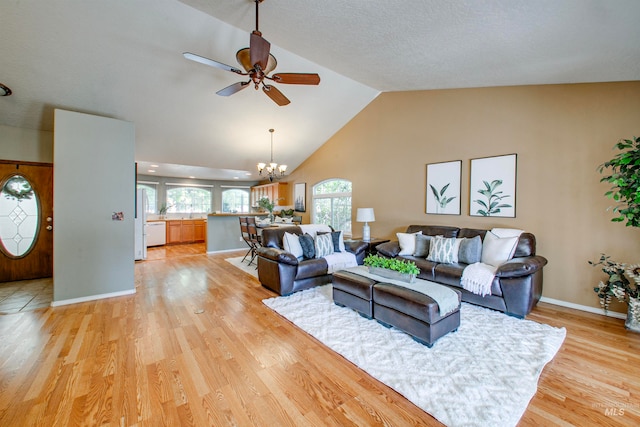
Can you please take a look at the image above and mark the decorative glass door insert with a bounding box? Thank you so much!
[0,174,40,258]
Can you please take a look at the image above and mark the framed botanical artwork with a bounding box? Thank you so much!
[294,182,306,212]
[470,154,517,217]
[426,160,462,215]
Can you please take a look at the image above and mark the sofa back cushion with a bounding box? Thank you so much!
[406,225,459,238]
[261,226,302,249]
[458,228,536,257]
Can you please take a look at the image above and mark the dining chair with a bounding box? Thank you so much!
[245,216,262,266]
[239,217,254,263]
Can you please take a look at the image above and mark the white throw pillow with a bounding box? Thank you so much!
[283,232,304,259]
[397,231,422,256]
[481,231,519,267]
[315,233,335,258]
[427,236,462,264]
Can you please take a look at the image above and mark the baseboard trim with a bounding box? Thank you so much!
[51,289,136,307]
[539,296,626,319]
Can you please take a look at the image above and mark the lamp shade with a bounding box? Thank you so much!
[356,208,375,222]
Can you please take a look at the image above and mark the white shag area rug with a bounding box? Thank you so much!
[225,256,258,278]
[263,285,566,427]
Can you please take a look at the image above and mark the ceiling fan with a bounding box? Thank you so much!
[183,0,320,106]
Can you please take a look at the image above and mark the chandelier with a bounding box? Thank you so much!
[257,128,287,181]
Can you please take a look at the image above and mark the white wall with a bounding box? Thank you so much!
[53,110,135,303]
[0,124,53,163]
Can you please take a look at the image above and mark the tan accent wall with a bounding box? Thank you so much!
[286,81,640,311]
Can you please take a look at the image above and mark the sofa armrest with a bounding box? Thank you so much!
[257,247,299,266]
[495,255,548,278]
[345,240,368,255]
[376,241,400,258]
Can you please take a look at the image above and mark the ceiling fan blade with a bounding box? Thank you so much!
[271,73,321,85]
[262,84,290,106]
[183,52,242,74]
[250,32,271,70]
[217,81,251,97]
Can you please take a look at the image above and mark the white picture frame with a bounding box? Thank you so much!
[426,160,462,215]
[469,154,517,217]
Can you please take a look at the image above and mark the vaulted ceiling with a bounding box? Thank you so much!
[1,0,639,180]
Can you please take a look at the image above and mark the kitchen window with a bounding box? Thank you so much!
[312,179,352,235]
[166,184,213,214]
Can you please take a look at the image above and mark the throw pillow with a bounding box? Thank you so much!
[481,231,519,267]
[283,232,304,259]
[413,234,433,257]
[318,230,345,252]
[298,233,316,259]
[458,235,482,264]
[427,236,462,264]
[397,231,422,256]
[331,231,344,252]
[315,233,335,258]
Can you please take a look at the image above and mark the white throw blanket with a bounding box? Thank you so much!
[324,252,358,274]
[460,228,524,296]
[461,262,497,296]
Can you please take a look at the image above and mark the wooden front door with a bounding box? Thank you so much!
[0,161,53,282]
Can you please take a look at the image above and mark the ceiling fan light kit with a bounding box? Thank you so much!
[183,0,320,106]
[257,129,287,182]
[0,83,12,96]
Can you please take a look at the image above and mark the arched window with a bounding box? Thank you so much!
[166,185,212,213]
[137,182,157,214]
[222,188,250,213]
[312,179,352,234]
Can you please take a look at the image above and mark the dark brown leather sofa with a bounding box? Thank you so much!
[376,225,547,318]
[257,226,368,296]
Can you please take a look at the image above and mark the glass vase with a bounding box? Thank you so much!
[625,297,640,333]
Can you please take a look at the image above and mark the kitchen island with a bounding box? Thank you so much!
[206,213,268,253]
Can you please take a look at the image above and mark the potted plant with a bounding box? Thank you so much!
[590,255,640,332]
[363,254,420,283]
[593,135,640,331]
[258,197,281,223]
[158,204,171,219]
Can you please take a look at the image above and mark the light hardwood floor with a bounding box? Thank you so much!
[0,246,639,426]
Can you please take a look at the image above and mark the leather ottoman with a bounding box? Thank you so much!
[332,270,378,319]
[373,283,461,347]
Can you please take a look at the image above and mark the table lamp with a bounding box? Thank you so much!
[356,208,375,242]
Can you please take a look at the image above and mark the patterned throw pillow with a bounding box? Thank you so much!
[315,233,335,258]
[427,236,462,264]
[298,233,316,259]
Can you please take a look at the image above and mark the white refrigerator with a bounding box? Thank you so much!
[134,188,148,260]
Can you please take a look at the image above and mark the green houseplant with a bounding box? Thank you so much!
[258,197,282,222]
[593,135,640,331]
[364,254,420,283]
[598,135,640,227]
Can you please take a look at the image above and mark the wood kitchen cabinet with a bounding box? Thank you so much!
[250,182,289,207]
[165,219,206,244]
[166,220,183,244]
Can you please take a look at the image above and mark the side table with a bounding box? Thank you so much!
[346,237,390,257]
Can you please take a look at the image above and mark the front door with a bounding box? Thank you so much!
[0,161,53,282]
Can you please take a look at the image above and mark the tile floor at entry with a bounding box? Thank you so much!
[0,278,52,314]
[0,243,206,314]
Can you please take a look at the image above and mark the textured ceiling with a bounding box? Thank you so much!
[1,0,639,180]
